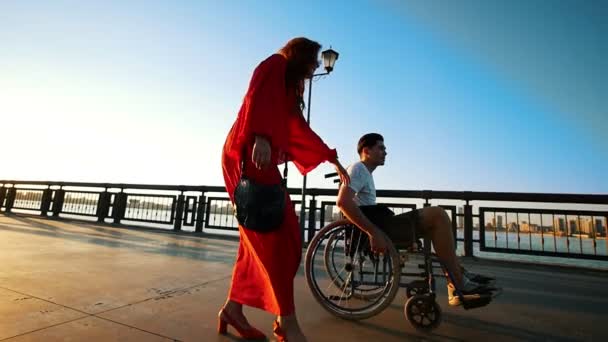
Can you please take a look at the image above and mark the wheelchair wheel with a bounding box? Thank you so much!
[404,294,442,331]
[323,226,387,300]
[405,280,429,299]
[305,219,401,320]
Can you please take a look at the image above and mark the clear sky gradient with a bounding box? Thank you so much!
[1,0,606,194]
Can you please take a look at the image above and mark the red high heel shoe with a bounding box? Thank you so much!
[217,308,267,340]
[272,320,287,342]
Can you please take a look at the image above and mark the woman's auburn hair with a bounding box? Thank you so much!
[279,37,321,110]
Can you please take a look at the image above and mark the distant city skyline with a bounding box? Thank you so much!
[486,213,607,237]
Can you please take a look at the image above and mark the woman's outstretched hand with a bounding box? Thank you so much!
[333,159,350,186]
[252,136,271,169]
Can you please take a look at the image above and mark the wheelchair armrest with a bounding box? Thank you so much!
[324,172,339,179]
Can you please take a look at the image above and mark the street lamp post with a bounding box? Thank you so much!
[299,47,339,240]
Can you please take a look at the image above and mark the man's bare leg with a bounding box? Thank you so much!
[417,207,465,288]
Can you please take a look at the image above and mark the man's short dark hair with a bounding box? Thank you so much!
[357,133,384,155]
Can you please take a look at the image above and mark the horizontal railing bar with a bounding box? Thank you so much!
[121,218,173,224]
[1,181,226,193]
[371,190,608,204]
[60,212,98,217]
[63,190,104,195]
[11,188,45,193]
[125,193,175,199]
[203,225,239,231]
[11,207,41,211]
[290,188,608,204]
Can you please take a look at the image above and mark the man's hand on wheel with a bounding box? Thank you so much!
[368,229,390,255]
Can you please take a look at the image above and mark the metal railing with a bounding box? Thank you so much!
[479,207,608,260]
[1,180,607,263]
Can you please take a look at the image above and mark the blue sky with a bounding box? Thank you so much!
[1,0,606,194]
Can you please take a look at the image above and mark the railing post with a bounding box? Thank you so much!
[112,191,126,224]
[5,187,17,213]
[52,188,65,217]
[96,190,111,223]
[307,197,317,243]
[0,185,7,211]
[299,198,306,244]
[195,193,206,233]
[464,202,474,257]
[174,192,185,231]
[319,203,326,228]
[605,216,608,253]
[40,187,53,216]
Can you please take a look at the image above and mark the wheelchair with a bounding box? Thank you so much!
[304,173,497,332]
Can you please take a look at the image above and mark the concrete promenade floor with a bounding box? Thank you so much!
[1,214,607,342]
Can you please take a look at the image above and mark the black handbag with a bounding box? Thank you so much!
[233,147,288,232]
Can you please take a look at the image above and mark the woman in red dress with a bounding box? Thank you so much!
[218,38,350,341]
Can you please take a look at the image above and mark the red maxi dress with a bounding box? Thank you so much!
[221,54,337,315]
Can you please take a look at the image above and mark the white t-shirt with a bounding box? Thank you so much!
[346,161,376,206]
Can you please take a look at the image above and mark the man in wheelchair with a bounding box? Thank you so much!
[336,133,496,306]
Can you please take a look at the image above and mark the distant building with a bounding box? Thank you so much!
[457,206,464,229]
[325,205,341,222]
[554,218,566,233]
[578,218,593,234]
[333,212,342,221]
[325,204,333,220]
[595,219,606,236]
[324,204,342,221]
[520,221,539,233]
[497,215,504,230]
[489,216,505,230]
[560,217,605,236]
[569,219,579,234]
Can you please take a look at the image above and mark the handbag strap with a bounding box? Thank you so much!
[240,145,288,187]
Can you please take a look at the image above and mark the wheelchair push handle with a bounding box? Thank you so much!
[324,172,338,179]
[324,172,341,184]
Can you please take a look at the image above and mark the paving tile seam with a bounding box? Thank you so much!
[92,274,232,315]
[0,316,90,342]
[0,314,181,342]
[83,315,181,341]
[0,286,92,316]
[0,276,230,341]
[0,285,185,341]
[0,273,231,317]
